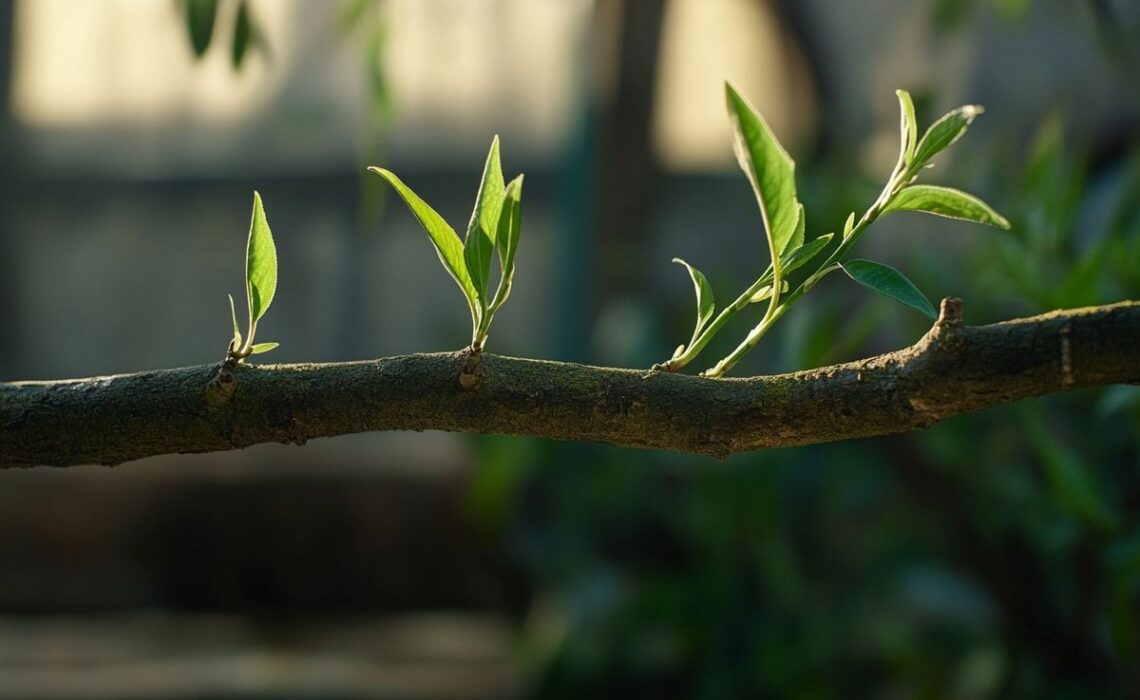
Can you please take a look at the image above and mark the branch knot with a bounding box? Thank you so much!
[459,350,484,390]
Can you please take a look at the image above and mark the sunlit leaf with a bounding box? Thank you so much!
[246,191,277,325]
[489,175,524,314]
[843,212,856,239]
[885,185,1011,228]
[250,342,279,354]
[185,0,218,57]
[368,166,478,310]
[464,233,490,311]
[673,258,716,335]
[464,137,506,304]
[474,137,506,250]
[725,83,800,258]
[782,232,834,274]
[841,259,937,319]
[912,104,983,170]
[784,203,806,260]
[897,89,918,165]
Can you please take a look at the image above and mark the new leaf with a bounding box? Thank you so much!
[725,83,800,259]
[489,175,524,315]
[369,167,479,314]
[673,258,716,342]
[885,185,1011,229]
[246,191,277,326]
[911,104,983,172]
[841,259,938,320]
[464,136,506,306]
[896,89,918,166]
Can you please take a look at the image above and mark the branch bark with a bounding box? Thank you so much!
[3,299,1138,468]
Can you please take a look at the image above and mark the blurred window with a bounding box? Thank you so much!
[653,0,816,171]
[10,0,593,173]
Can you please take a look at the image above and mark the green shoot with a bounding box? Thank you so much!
[369,137,525,353]
[226,191,279,362]
[658,84,1010,377]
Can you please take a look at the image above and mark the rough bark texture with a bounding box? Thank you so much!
[2,299,1138,468]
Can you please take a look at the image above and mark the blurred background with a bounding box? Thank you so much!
[1,0,1139,697]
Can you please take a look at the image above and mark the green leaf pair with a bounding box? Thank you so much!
[369,137,524,352]
[226,191,279,360]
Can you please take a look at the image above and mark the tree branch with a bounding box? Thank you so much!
[3,299,1138,468]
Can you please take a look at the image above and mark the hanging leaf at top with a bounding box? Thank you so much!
[185,0,218,57]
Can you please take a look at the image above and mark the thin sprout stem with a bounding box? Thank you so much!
[699,166,909,377]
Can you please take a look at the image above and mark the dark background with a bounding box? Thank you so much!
[2,0,1139,697]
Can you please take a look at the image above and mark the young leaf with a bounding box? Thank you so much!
[843,212,856,239]
[841,259,938,320]
[912,104,983,169]
[897,89,918,165]
[884,185,1011,229]
[782,232,834,274]
[673,258,716,335]
[725,83,800,258]
[250,342,279,354]
[246,191,277,325]
[489,175,524,314]
[368,167,478,310]
[464,231,490,309]
[464,137,506,303]
[748,280,789,304]
[783,203,806,260]
[227,293,242,349]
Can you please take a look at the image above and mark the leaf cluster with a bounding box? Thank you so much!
[368,137,525,352]
[659,83,1010,377]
